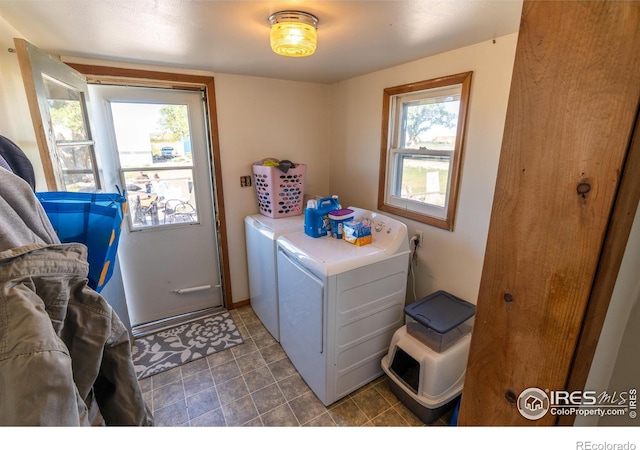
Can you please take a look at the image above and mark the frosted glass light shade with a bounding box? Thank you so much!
[269,11,318,57]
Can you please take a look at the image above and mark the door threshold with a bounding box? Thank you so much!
[131,306,225,338]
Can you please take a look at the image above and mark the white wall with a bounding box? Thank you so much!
[330,34,518,305]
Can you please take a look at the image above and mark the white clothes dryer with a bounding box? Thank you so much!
[244,213,304,341]
[276,207,410,406]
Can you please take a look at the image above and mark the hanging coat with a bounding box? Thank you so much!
[0,167,152,426]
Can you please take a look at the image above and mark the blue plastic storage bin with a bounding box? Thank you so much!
[36,189,127,292]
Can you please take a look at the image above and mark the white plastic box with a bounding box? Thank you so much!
[406,317,473,353]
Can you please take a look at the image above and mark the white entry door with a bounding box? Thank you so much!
[89,85,222,331]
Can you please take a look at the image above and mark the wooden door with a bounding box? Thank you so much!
[458,0,640,426]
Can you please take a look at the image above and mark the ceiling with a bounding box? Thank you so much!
[0,0,523,84]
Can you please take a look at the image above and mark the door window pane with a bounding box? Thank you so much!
[42,74,100,191]
[110,103,193,168]
[43,75,89,141]
[57,143,98,191]
[110,101,199,230]
[123,168,197,229]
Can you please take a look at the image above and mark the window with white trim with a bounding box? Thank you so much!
[378,72,472,231]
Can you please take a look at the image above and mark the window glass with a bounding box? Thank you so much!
[42,74,99,191]
[398,90,460,150]
[397,153,451,208]
[109,101,199,230]
[110,103,194,169]
[57,143,97,190]
[43,75,89,141]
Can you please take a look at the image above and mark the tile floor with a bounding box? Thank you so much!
[138,305,454,427]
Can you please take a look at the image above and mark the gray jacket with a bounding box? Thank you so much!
[0,168,152,426]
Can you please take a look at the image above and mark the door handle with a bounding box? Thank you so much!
[171,284,213,294]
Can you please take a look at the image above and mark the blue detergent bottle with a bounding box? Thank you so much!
[304,196,340,238]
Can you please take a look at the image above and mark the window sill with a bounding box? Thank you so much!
[378,202,454,231]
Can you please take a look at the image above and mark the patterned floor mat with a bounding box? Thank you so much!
[132,311,243,379]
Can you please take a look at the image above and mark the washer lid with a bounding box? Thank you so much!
[245,213,304,238]
[277,230,387,276]
[276,207,410,276]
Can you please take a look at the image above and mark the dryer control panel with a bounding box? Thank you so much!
[348,207,410,256]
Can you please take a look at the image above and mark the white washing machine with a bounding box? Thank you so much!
[244,213,305,341]
[276,207,410,406]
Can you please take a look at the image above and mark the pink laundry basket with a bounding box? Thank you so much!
[252,162,306,218]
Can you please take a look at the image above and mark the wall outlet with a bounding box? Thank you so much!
[240,175,252,187]
[414,231,423,247]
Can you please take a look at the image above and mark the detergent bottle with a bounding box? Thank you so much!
[304,196,340,238]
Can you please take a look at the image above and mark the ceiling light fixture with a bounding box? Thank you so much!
[268,10,319,58]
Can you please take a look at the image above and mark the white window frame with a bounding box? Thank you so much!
[15,38,102,191]
[378,72,472,231]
